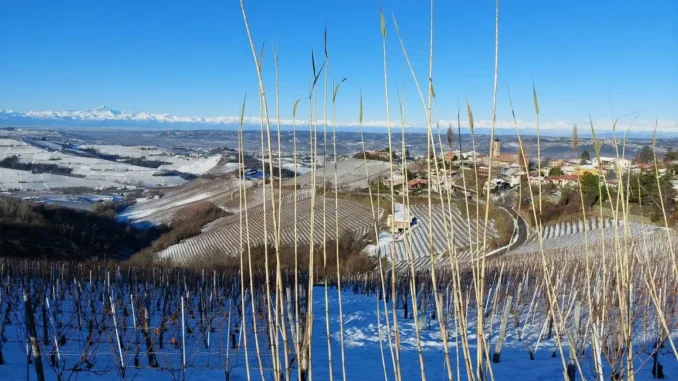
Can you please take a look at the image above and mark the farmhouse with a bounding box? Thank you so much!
[429,174,456,193]
[630,163,664,174]
[548,159,566,168]
[574,165,599,176]
[408,178,428,190]
[368,150,391,160]
[386,203,417,232]
[383,172,406,188]
[545,174,580,187]
[485,178,510,191]
[596,156,632,171]
[445,150,480,162]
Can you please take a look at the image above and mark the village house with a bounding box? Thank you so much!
[445,151,461,163]
[476,166,490,176]
[408,177,428,190]
[548,159,566,168]
[596,156,632,171]
[386,203,416,232]
[445,150,481,163]
[545,174,580,187]
[479,138,530,168]
[429,174,456,193]
[485,178,511,192]
[605,179,620,189]
[383,172,406,188]
[484,152,530,167]
[367,150,391,161]
[575,164,599,176]
[629,163,669,175]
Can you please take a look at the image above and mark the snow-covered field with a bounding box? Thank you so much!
[81,144,222,175]
[0,142,222,190]
[1,282,674,381]
[78,144,168,158]
[0,168,124,191]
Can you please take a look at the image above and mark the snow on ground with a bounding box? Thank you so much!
[157,155,221,175]
[0,138,25,147]
[80,144,221,175]
[0,168,126,191]
[76,169,187,188]
[511,218,658,255]
[278,162,312,175]
[285,158,393,190]
[79,144,168,158]
[119,191,213,221]
[1,287,673,381]
[119,178,249,226]
[0,144,198,188]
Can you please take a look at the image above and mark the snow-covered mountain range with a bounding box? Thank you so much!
[0,106,246,129]
[1,106,676,138]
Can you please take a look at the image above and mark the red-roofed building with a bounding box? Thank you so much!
[408,178,428,190]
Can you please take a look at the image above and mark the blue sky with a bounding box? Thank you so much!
[1,0,676,131]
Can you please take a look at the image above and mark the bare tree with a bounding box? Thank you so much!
[446,123,454,149]
[571,123,580,159]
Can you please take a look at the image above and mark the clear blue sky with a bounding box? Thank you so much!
[1,0,676,131]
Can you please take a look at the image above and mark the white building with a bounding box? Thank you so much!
[383,172,406,188]
[596,156,632,171]
[430,175,455,193]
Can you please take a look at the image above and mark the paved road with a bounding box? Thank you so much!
[502,205,528,251]
[483,204,528,259]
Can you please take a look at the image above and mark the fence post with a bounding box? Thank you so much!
[140,297,158,368]
[110,294,125,377]
[492,295,513,363]
[23,288,45,381]
[181,296,186,370]
[566,302,581,380]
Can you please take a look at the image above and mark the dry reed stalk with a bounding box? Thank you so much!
[378,9,404,381]
[332,77,348,381]
[320,29,335,381]
[292,98,302,379]
[237,100,252,381]
[273,48,292,381]
[533,84,543,214]
[391,12,440,380]
[507,89,584,379]
[357,91,400,380]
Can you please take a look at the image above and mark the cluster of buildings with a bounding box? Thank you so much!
[379,137,678,199]
[381,138,528,195]
[530,156,668,189]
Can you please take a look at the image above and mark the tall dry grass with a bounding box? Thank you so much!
[169,0,678,380]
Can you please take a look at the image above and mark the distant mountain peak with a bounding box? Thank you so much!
[0,106,233,128]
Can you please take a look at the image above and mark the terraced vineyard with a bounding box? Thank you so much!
[205,188,315,231]
[510,217,659,255]
[156,190,382,264]
[119,178,249,225]
[285,158,392,190]
[369,204,499,271]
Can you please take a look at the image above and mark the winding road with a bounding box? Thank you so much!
[483,204,528,259]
